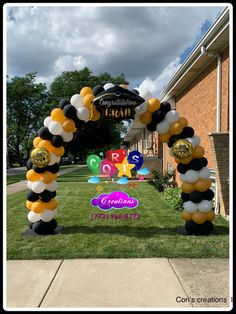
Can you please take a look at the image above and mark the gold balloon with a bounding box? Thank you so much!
[172,139,193,159]
[30,147,51,168]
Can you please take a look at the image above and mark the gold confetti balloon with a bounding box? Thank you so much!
[30,147,51,168]
[172,139,193,159]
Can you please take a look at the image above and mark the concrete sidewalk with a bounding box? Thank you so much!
[7,165,85,195]
[6,258,230,309]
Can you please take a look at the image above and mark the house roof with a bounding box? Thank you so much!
[123,7,230,145]
[160,7,229,102]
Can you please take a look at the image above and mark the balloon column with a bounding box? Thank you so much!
[25,82,215,235]
[133,97,215,235]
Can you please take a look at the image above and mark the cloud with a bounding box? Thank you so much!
[117,177,129,185]
[88,176,100,184]
[137,57,181,97]
[6,5,224,89]
[137,167,150,175]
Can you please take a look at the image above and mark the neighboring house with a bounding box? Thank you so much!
[123,7,230,217]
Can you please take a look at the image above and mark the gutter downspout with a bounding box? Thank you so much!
[216,53,222,132]
[214,53,222,214]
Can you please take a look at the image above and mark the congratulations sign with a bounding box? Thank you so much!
[93,85,145,119]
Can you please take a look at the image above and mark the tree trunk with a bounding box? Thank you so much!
[73,152,77,164]
[17,146,23,166]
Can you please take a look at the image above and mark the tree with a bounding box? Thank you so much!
[50,68,129,161]
[50,67,128,104]
[66,119,127,162]
[7,73,50,165]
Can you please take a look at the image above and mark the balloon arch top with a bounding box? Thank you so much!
[26,83,215,236]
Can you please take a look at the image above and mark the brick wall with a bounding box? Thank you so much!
[209,132,229,216]
[221,48,229,132]
[143,156,163,173]
[163,47,229,188]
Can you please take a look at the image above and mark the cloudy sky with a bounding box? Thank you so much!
[6,4,225,97]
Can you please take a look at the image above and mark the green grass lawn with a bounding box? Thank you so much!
[7,164,78,185]
[7,173,27,185]
[7,167,229,259]
[57,165,93,182]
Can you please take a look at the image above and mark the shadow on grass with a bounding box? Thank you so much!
[61,225,229,238]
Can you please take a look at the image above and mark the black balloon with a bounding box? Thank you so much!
[40,190,53,202]
[131,89,139,95]
[160,102,171,114]
[197,221,214,235]
[177,163,188,174]
[181,192,190,202]
[190,191,203,203]
[189,158,204,171]
[28,221,33,229]
[32,219,57,235]
[63,104,77,120]
[146,121,157,132]
[185,220,198,235]
[33,165,46,173]
[74,116,84,129]
[51,135,63,147]
[51,191,57,198]
[180,126,194,138]
[201,157,208,167]
[59,99,70,109]
[27,190,39,202]
[46,163,59,174]
[185,220,213,235]
[93,85,105,96]
[152,110,165,124]
[38,127,52,140]
[168,135,181,148]
[204,189,214,200]
[26,159,33,170]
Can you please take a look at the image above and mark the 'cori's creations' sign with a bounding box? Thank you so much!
[91,191,139,211]
[93,85,145,119]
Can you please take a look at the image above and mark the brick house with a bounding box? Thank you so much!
[123,7,230,217]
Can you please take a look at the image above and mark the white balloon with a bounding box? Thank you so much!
[179,173,187,182]
[192,136,200,147]
[70,94,84,108]
[40,209,57,222]
[31,181,46,194]
[169,148,174,157]
[198,200,213,213]
[45,180,57,192]
[199,167,211,179]
[61,130,73,142]
[135,102,147,115]
[77,107,90,122]
[185,170,200,183]
[185,137,195,147]
[48,153,60,165]
[183,201,198,213]
[28,211,41,223]
[103,83,114,90]
[48,121,63,135]
[156,120,170,134]
[165,110,179,124]
[27,180,32,189]
[44,116,52,127]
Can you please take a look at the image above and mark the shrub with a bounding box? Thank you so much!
[164,187,184,211]
[147,170,174,192]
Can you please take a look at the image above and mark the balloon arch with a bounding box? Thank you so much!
[25,83,215,236]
